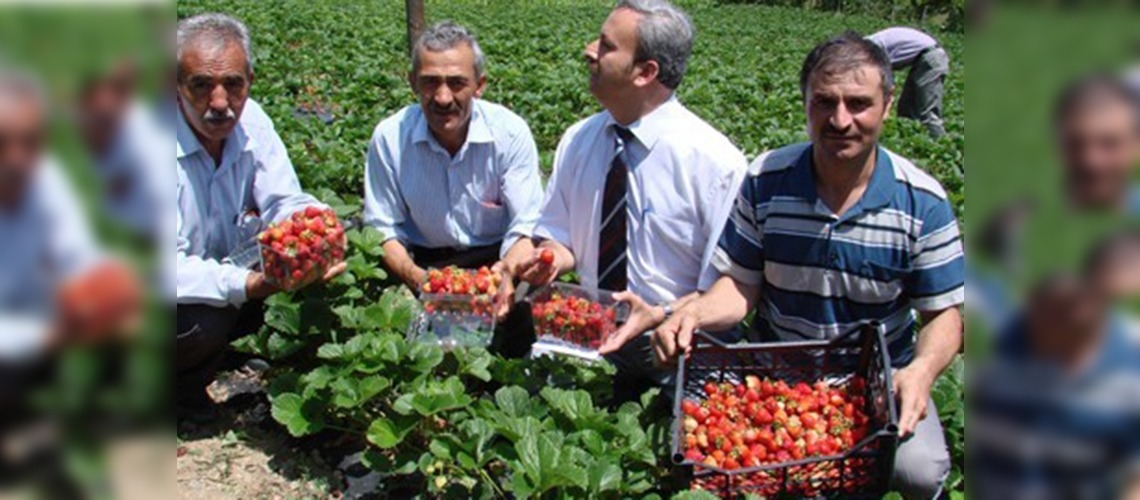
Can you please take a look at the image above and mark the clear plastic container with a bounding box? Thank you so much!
[260,233,346,291]
[528,283,624,360]
[408,293,496,349]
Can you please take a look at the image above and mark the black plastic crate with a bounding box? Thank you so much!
[671,322,898,498]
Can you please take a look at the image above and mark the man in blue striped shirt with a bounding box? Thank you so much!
[655,32,965,499]
[363,22,544,300]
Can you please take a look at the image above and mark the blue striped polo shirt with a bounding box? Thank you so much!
[711,142,965,366]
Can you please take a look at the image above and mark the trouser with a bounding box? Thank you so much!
[898,47,950,138]
[890,398,952,499]
[175,301,265,406]
[409,243,535,359]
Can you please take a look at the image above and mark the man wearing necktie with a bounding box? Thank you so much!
[505,0,748,403]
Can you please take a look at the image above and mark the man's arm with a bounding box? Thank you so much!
[895,194,966,437]
[250,124,321,224]
[382,239,426,290]
[497,120,543,258]
[652,275,759,364]
[894,307,962,437]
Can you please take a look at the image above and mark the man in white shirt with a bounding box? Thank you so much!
[363,21,544,357]
[507,0,747,402]
[867,27,949,138]
[175,13,344,411]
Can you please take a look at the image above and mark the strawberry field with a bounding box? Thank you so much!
[175,0,965,497]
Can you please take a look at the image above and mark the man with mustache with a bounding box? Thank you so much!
[653,32,965,499]
[363,21,544,356]
[506,0,748,402]
[175,13,344,416]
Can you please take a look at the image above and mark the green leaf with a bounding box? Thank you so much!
[586,460,622,493]
[271,393,324,437]
[316,342,344,360]
[399,377,473,416]
[366,415,416,449]
[494,386,532,418]
[408,342,444,374]
[330,375,390,408]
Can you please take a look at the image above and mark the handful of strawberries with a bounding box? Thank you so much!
[419,266,502,316]
[258,206,346,291]
[529,284,619,351]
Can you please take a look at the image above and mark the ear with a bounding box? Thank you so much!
[474,74,487,99]
[407,71,418,93]
[633,59,660,88]
[248,71,256,88]
[882,90,895,120]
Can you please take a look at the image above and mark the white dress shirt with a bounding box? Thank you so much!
[363,99,544,258]
[533,96,748,305]
[96,100,170,238]
[1,158,101,359]
[176,98,320,308]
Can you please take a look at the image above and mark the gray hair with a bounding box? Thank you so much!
[616,0,694,90]
[176,13,253,80]
[411,21,486,79]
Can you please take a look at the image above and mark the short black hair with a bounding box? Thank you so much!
[1053,72,1140,132]
[799,30,893,101]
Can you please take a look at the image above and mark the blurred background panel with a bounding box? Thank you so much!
[0,2,173,500]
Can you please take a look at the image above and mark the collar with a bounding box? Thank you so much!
[412,99,494,148]
[787,144,896,216]
[602,94,681,150]
[176,101,256,160]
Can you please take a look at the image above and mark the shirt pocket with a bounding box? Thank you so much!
[471,203,507,240]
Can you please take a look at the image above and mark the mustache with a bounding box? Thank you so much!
[428,102,460,115]
[203,108,236,123]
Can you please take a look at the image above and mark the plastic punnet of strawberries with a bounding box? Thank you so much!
[682,375,872,497]
[419,266,501,317]
[258,206,346,291]
[530,292,617,350]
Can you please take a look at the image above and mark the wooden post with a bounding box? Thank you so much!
[406,0,425,57]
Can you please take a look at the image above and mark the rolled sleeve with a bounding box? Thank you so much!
[532,132,575,253]
[175,203,252,307]
[711,177,766,286]
[909,200,965,312]
[498,123,543,257]
[698,154,748,291]
[363,129,406,244]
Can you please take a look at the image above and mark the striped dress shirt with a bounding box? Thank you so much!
[713,142,965,366]
[363,99,544,258]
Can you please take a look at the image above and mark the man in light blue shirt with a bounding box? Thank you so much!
[363,21,543,292]
[364,22,544,357]
[175,13,344,412]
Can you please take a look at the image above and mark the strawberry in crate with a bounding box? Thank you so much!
[258,206,346,291]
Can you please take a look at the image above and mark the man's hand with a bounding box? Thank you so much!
[490,261,515,320]
[598,291,664,355]
[651,305,701,366]
[246,271,281,300]
[516,246,561,287]
[321,261,348,284]
[405,265,427,290]
[892,364,936,438]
